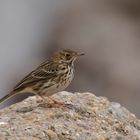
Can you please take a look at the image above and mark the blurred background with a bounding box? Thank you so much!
[0,0,140,117]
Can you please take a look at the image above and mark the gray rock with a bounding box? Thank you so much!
[0,91,140,140]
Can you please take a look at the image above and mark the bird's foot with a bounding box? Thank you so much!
[38,96,64,108]
[49,97,64,105]
[38,102,64,108]
[47,97,64,107]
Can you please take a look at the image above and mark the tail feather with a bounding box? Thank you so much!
[0,91,19,104]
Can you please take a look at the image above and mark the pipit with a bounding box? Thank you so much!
[0,49,84,107]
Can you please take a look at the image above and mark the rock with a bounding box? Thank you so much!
[0,91,140,140]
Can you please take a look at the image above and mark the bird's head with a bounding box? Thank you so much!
[52,49,84,63]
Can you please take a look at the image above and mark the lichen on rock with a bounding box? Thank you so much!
[0,91,140,140]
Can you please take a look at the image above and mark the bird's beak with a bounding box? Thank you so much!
[77,53,85,56]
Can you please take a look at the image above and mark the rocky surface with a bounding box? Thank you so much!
[0,91,140,140]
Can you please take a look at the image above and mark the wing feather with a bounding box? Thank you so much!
[13,61,59,91]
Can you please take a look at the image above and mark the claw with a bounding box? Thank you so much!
[48,97,64,105]
[37,96,64,108]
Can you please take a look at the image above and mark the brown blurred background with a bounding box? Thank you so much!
[0,0,140,117]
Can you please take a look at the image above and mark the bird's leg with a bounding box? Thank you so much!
[37,93,64,107]
[47,96,64,106]
[38,97,64,108]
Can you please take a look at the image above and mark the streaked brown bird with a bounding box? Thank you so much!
[0,49,84,106]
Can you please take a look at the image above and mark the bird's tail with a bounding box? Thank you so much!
[0,91,19,104]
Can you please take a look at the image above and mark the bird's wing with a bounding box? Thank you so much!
[13,61,59,91]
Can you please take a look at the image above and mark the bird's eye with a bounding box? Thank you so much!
[65,53,71,60]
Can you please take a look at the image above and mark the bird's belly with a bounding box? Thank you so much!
[41,74,73,96]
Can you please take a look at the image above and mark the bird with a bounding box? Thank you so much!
[0,49,84,106]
